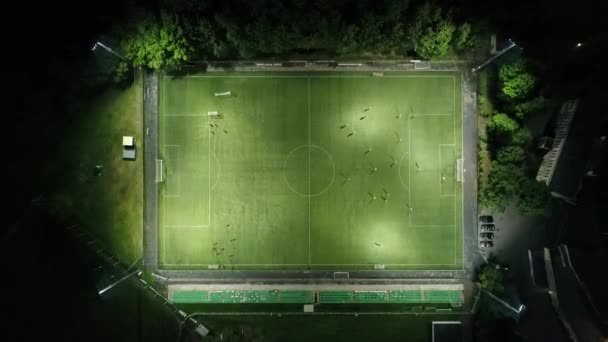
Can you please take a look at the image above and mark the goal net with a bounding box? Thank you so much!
[156,159,164,183]
[414,61,431,70]
[456,159,464,182]
[214,91,231,97]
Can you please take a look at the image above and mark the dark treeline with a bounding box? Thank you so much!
[108,0,479,73]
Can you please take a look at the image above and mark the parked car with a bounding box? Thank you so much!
[480,224,496,232]
[479,215,494,223]
[480,240,494,247]
[480,232,494,239]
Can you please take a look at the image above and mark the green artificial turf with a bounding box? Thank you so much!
[158,72,462,270]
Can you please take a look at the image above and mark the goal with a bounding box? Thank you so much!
[456,159,464,182]
[372,72,384,77]
[156,159,164,183]
[414,61,431,70]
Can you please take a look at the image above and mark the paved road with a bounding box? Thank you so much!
[143,71,159,270]
[462,69,481,281]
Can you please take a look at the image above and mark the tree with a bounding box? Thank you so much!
[337,24,359,54]
[409,2,455,59]
[487,113,519,146]
[416,20,455,59]
[481,163,522,211]
[119,14,190,70]
[180,17,217,58]
[511,129,532,147]
[358,14,385,52]
[517,178,549,216]
[514,96,546,120]
[478,263,505,294]
[454,22,476,51]
[499,61,536,100]
[496,145,525,164]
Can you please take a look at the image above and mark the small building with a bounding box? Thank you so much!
[432,321,462,342]
[122,136,136,160]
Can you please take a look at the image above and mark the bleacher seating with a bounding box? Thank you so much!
[389,290,423,303]
[171,290,210,303]
[209,290,243,303]
[354,291,388,303]
[244,290,279,303]
[170,288,463,305]
[424,290,463,304]
[171,289,315,304]
[319,291,354,304]
[278,291,315,303]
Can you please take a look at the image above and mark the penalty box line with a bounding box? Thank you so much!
[439,144,456,198]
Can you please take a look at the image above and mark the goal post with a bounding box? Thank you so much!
[414,61,431,70]
[456,159,464,182]
[156,159,164,183]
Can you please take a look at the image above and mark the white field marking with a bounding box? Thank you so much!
[453,75,457,266]
[282,145,336,197]
[207,112,211,227]
[408,111,412,226]
[210,153,221,191]
[398,151,410,191]
[185,75,456,78]
[409,113,454,116]
[164,145,181,197]
[438,144,442,198]
[307,79,311,255]
[161,263,459,267]
[439,145,456,197]
[165,114,209,117]
[459,73,465,269]
[162,75,166,257]
[161,72,463,268]
[165,225,209,228]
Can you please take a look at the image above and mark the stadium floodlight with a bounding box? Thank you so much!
[92,41,129,62]
[576,42,582,47]
[472,39,517,73]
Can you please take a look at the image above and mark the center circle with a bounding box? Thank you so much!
[283,145,335,197]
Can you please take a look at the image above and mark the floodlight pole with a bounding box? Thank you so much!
[98,269,140,295]
[472,39,517,73]
[98,255,142,296]
[92,41,129,63]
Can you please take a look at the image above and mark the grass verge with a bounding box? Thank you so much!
[51,72,143,263]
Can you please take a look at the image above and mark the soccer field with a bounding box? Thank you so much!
[158,71,463,270]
